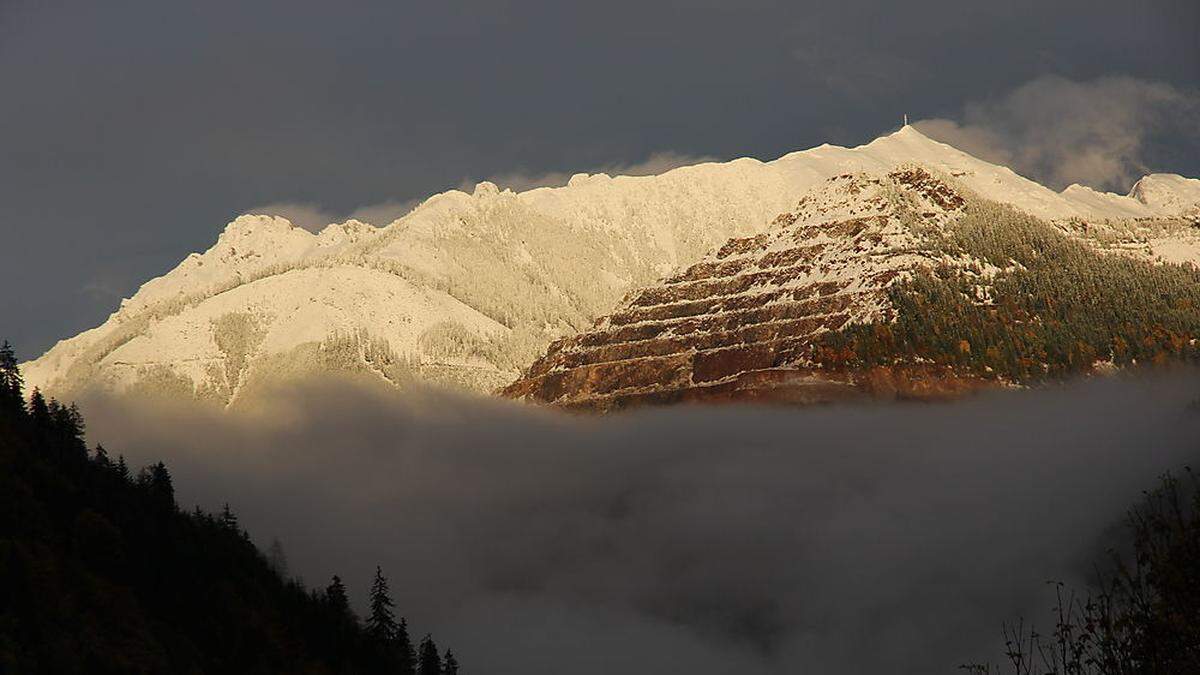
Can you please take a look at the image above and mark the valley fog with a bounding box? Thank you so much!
[83,373,1200,675]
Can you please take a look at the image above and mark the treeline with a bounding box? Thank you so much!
[0,341,459,674]
[964,469,1200,674]
[819,198,1200,380]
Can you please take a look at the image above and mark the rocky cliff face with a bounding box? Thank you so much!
[502,169,977,409]
[503,169,1200,410]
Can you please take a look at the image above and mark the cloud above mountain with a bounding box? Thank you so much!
[82,372,1200,675]
[916,75,1200,191]
[474,151,718,192]
[244,199,423,231]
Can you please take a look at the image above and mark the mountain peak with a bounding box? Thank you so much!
[472,181,501,198]
[877,123,946,149]
[1129,173,1200,215]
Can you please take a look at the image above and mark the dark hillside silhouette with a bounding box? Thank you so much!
[0,343,458,674]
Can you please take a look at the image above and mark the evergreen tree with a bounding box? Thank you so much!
[146,461,175,506]
[325,575,351,617]
[28,387,49,428]
[67,403,85,439]
[396,617,416,675]
[115,454,131,480]
[50,401,86,458]
[443,649,460,675]
[219,503,239,532]
[0,340,22,414]
[418,634,442,675]
[366,566,398,642]
[93,444,111,467]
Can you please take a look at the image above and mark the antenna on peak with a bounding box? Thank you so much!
[903,113,909,127]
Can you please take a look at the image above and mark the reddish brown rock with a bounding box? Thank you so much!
[501,169,989,411]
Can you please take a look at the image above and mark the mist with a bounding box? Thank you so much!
[81,373,1200,674]
[916,75,1199,191]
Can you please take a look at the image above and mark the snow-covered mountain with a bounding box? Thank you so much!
[22,127,1200,405]
[504,168,1200,409]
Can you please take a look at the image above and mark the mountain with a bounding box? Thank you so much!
[22,127,1200,405]
[503,167,1200,409]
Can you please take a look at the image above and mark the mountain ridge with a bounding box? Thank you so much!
[23,127,1200,405]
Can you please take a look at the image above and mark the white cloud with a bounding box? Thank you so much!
[245,198,422,231]
[346,198,422,226]
[915,75,1199,191]
[242,201,338,233]
[471,151,717,193]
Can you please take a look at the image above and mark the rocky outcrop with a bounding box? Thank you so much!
[503,169,1001,410]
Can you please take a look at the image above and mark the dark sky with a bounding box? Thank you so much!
[2,0,1198,358]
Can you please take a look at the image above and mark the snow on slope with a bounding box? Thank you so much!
[1130,174,1200,216]
[22,127,1200,404]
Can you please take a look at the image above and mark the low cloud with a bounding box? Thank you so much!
[346,199,422,227]
[242,201,339,233]
[915,75,1200,191]
[81,373,1200,675]
[469,151,717,193]
[243,198,424,231]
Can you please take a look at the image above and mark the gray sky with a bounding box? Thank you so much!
[2,0,1198,357]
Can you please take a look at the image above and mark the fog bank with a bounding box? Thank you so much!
[83,373,1200,674]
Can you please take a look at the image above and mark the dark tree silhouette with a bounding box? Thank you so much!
[93,443,111,467]
[219,502,239,532]
[326,575,351,617]
[28,387,48,427]
[139,461,174,507]
[443,648,460,675]
[397,616,417,675]
[418,634,442,675]
[115,453,130,480]
[367,566,398,643]
[0,340,21,414]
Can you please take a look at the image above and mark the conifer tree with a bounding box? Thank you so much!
[28,388,49,427]
[0,340,22,414]
[325,575,351,617]
[50,401,86,457]
[147,462,174,506]
[396,616,417,675]
[366,566,397,643]
[220,503,239,531]
[418,634,442,675]
[442,649,460,675]
[115,454,131,480]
